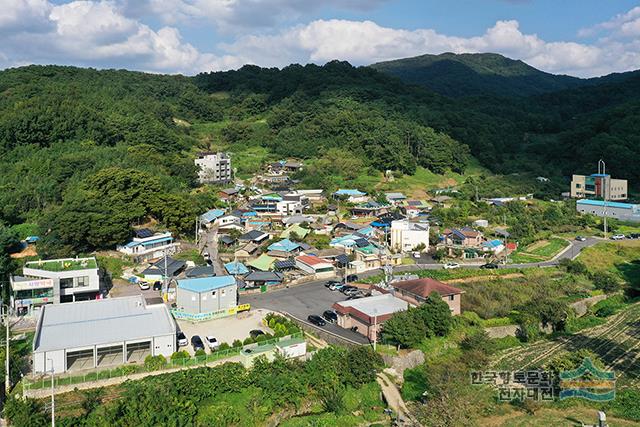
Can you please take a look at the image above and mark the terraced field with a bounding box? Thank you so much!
[492,303,640,383]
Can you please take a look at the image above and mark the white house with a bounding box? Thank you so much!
[195,152,232,184]
[117,229,179,262]
[295,255,335,278]
[390,220,430,253]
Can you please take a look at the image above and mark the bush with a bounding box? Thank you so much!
[170,351,190,361]
[593,295,627,317]
[592,272,623,293]
[232,339,243,348]
[144,355,167,371]
[243,337,255,345]
[218,342,230,351]
[559,258,587,275]
[194,349,206,357]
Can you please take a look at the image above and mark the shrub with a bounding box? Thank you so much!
[170,351,190,361]
[243,337,255,345]
[218,342,230,351]
[194,349,206,358]
[592,272,623,293]
[593,295,627,317]
[144,355,167,371]
[232,339,243,348]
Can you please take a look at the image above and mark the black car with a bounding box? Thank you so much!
[249,329,265,339]
[191,335,205,351]
[630,233,640,239]
[323,310,338,323]
[481,263,499,269]
[153,281,162,291]
[307,315,326,327]
[346,274,359,282]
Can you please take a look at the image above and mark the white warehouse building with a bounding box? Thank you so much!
[32,296,176,375]
[390,219,430,253]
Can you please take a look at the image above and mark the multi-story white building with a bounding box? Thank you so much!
[11,257,101,314]
[390,219,430,253]
[117,229,179,262]
[195,152,232,184]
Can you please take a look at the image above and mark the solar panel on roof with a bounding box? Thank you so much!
[135,228,154,238]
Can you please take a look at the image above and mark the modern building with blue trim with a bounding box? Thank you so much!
[176,276,238,314]
[117,229,179,262]
[576,199,640,222]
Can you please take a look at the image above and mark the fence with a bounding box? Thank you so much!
[23,332,303,391]
[170,304,251,322]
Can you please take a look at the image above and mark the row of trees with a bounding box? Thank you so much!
[5,346,384,426]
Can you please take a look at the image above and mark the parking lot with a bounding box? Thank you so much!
[241,280,370,344]
[176,309,271,355]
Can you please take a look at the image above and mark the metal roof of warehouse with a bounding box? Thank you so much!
[33,296,176,353]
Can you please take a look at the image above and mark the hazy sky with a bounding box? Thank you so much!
[2,0,639,77]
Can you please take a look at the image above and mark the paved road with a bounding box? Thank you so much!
[359,236,601,278]
[241,281,370,344]
[201,226,225,275]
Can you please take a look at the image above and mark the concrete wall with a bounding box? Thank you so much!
[152,334,176,358]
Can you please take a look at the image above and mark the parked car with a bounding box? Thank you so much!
[323,310,338,323]
[413,252,421,259]
[575,236,587,242]
[205,336,220,350]
[153,281,162,291]
[343,289,361,297]
[329,283,345,291]
[346,274,359,282]
[629,233,640,239]
[341,285,358,294]
[191,335,205,351]
[611,234,626,240]
[177,331,188,347]
[138,281,150,290]
[249,329,265,339]
[443,262,460,269]
[480,263,499,269]
[307,315,326,327]
[347,293,365,300]
[203,251,210,260]
[325,280,342,288]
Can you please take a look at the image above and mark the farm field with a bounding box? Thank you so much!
[509,238,569,263]
[492,302,640,383]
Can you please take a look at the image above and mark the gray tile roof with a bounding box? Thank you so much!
[33,296,176,353]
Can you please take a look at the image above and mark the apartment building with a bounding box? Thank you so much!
[195,152,232,184]
[390,219,430,253]
[11,257,101,314]
[571,174,627,201]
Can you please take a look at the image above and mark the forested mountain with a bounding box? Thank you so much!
[369,52,586,97]
[0,60,639,255]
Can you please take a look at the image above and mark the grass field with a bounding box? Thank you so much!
[509,238,569,263]
[577,240,640,288]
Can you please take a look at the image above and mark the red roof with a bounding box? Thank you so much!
[296,255,330,266]
[392,278,463,298]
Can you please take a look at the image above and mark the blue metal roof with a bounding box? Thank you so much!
[590,174,609,177]
[482,239,503,248]
[224,261,249,275]
[267,239,301,252]
[334,189,366,196]
[577,199,635,210]
[125,236,172,248]
[200,209,225,223]
[177,276,236,293]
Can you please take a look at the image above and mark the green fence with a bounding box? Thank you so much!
[23,332,303,391]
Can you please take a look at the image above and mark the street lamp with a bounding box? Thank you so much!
[46,357,55,427]
[1,303,10,394]
[372,308,378,352]
[598,159,609,239]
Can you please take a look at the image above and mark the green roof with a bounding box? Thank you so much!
[246,254,276,271]
[280,224,310,239]
[25,258,98,272]
[276,336,306,347]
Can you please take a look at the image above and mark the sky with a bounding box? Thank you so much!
[1,0,640,77]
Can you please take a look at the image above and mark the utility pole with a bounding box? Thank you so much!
[373,309,378,352]
[162,249,168,299]
[4,305,9,394]
[47,358,55,427]
[195,216,199,247]
[599,159,608,239]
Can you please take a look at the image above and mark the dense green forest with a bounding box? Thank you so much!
[0,58,639,259]
[370,52,586,97]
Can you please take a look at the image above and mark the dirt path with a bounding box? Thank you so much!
[376,373,419,426]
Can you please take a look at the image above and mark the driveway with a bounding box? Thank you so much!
[241,280,370,344]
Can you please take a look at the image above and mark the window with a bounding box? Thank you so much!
[212,291,217,298]
[76,276,89,287]
[449,295,455,301]
[221,289,226,297]
[60,278,74,289]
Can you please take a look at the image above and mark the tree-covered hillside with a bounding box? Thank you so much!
[370,52,586,97]
[0,60,639,256]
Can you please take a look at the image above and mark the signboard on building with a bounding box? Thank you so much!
[11,278,54,291]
